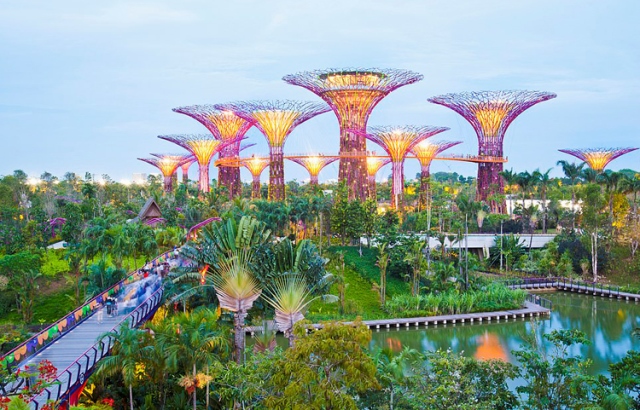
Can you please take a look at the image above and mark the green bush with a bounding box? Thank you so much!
[384,283,526,318]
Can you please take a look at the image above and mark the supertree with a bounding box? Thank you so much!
[215,100,329,201]
[240,156,270,199]
[138,154,192,193]
[287,155,338,185]
[158,134,238,193]
[172,106,254,198]
[428,90,556,213]
[356,125,449,209]
[179,157,196,185]
[283,68,423,201]
[558,148,638,173]
[365,154,391,202]
[411,140,462,211]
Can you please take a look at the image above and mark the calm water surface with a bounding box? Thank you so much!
[368,292,640,374]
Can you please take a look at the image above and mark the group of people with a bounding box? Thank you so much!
[96,298,119,324]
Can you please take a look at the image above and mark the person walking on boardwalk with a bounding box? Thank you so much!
[96,303,104,324]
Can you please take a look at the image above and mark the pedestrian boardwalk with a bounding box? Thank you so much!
[508,278,640,301]
[247,301,550,334]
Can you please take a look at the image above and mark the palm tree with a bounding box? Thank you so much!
[532,168,552,233]
[376,243,390,307]
[156,308,229,410]
[262,275,316,347]
[621,175,640,214]
[581,167,599,184]
[404,240,426,297]
[210,250,261,363]
[599,171,625,232]
[500,168,519,218]
[97,324,152,410]
[557,160,585,229]
[516,171,534,210]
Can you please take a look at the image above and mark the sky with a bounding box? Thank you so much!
[0,0,639,184]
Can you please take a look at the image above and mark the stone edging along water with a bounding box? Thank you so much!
[246,301,550,335]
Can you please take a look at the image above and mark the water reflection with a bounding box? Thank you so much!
[369,292,640,375]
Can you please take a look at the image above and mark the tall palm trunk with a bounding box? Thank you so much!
[234,310,247,364]
[129,384,134,410]
[193,362,197,410]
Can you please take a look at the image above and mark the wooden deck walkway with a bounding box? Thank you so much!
[511,281,640,301]
[246,301,550,334]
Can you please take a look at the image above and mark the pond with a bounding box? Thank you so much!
[368,291,640,374]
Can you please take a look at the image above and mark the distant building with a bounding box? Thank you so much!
[132,173,148,184]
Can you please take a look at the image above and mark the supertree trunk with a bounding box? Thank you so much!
[309,175,319,186]
[163,176,173,193]
[368,175,377,203]
[251,176,261,199]
[418,168,430,212]
[338,120,370,201]
[269,146,285,201]
[477,145,505,213]
[391,161,404,210]
[198,163,210,193]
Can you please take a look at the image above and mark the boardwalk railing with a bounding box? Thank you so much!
[525,293,553,310]
[501,276,622,296]
[0,249,176,374]
[29,286,164,410]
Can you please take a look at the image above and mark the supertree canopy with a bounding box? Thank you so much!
[411,140,462,211]
[428,90,556,213]
[287,155,338,185]
[240,156,270,199]
[173,105,254,198]
[558,147,638,173]
[357,125,449,209]
[138,154,192,193]
[365,154,391,202]
[215,100,330,201]
[283,68,423,201]
[158,134,237,193]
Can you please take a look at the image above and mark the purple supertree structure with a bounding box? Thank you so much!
[215,100,329,201]
[240,156,270,199]
[138,154,192,193]
[286,155,339,185]
[410,140,462,211]
[283,68,423,201]
[158,134,239,193]
[172,105,254,198]
[558,148,638,173]
[428,90,556,213]
[179,157,196,185]
[366,153,391,203]
[355,125,449,210]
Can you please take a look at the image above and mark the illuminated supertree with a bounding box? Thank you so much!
[138,154,191,193]
[283,68,423,201]
[172,106,254,198]
[158,134,237,193]
[411,140,462,211]
[287,155,338,185]
[240,156,270,199]
[356,125,449,209]
[428,90,556,213]
[558,148,638,173]
[215,100,329,201]
[179,157,196,185]
[365,154,391,202]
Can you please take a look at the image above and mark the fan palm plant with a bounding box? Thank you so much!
[96,323,152,410]
[210,250,262,363]
[262,274,317,347]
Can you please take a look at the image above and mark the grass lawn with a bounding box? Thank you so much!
[306,246,411,321]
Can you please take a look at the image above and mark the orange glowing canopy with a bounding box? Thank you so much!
[287,155,339,177]
[241,156,270,176]
[411,140,463,169]
[357,125,450,162]
[559,147,638,172]
[139,154,193,177]
[158,134,236,166]
[366,155,391,176]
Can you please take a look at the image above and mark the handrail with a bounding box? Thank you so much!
[29,286,164,409]
[500,276,628,298]
[525,293,553,310]
[0,249,176,373]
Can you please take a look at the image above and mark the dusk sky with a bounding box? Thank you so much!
[1,0,638,183]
